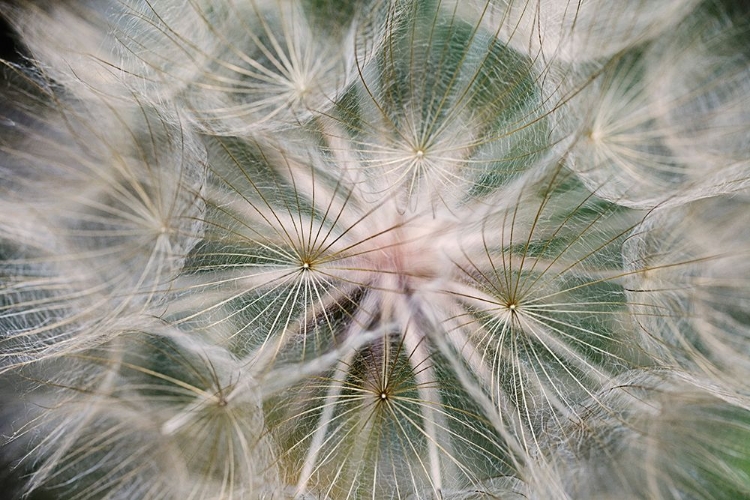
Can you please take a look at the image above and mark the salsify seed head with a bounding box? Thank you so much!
[1,1,750,499]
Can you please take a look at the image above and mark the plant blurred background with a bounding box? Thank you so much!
[1,1,750,499]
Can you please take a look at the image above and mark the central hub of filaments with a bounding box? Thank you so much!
[359,214,449,290]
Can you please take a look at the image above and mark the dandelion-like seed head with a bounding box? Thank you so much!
[2,0,750,499]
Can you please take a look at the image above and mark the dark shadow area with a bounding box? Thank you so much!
[0,0,29,64]
[0,9,18,62]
